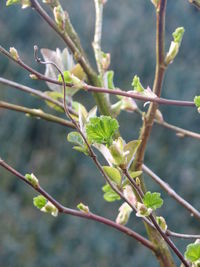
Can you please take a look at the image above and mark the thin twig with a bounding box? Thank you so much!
[0,46,196,108]
[0,101,74,129]
[167,230,200,239]
[93,0,104,75]
[123,169,190,267]
[0,158,155,252]
[142,164,200,221]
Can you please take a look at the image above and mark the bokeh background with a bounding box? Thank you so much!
[0,0,200,266]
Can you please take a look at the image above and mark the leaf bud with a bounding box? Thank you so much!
[116,202,132,225]
[9,47,19,60]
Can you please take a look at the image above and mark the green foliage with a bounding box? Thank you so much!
[67,131,89,155]
[143,191,163,210]
[33,195,47,209]
[185,243,200,263]
[102,166,121,186]
[131,75,144,92]
[86,116,119,146]
[102,184,121,202]
[58,70,84,90]
[124,140,141,167]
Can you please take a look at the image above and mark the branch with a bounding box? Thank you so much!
[0,101,74,129]
[122,169,189,267]
[0,158,155,252]
[167,230,200,239]
[155,119,200,140]
[29,0,113,116]
[0,46,196,108]
[142,164,200,221]
[188,0,200,9]
[93,0,104,75]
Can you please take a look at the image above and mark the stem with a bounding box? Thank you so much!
[0,47,196,108]
[167,231,200,239]
[0,101,74,129]
[156,119,200,140]
[0,158,155,252]
[142,164,200,221]
[29,0,113,116]
[93,0,104,75]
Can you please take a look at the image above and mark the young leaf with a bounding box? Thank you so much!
[67,132,88,155]
[102,184,121,202]
[6,0,20,6]
[185,243,200,263]
[124,140,141,167]
[104,70,115,89]
[132,75,145,92]
[86,116,119,146]
[194,96,200,113]
[172,27,185,44]
[33,195,47,209]
[102,166,121,186]
[143,191,163,210]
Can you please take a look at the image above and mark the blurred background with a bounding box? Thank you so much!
[0,0,200,266]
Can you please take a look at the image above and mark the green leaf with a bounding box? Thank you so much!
[102,184,121,202]
[86,116,119,146]
[124,140,141,167]
[129,171,143,179]
[33,195,47,209]
[172,27,185,44]
[67,131,85,147]
[6,0,20,6]
[67,132,88,155]
[185,243,200,263]
[143,191,163,210]
[132,75,145,92]
[194,96,200,108]
[102,166,121,186]
[58,70,84,91]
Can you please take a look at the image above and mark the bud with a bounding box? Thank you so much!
[123,185,137,206]
[155,109,164,123]
[136,202,152,217]
[53,5,65,31]
[156,216,167,232]
[101,52,110,71]
[135,177,141,187]
[151,0,159,7]
[116,202,132,225]
[29,74,38,80]
[25,173,39,188]
[21,0,31,8]
[77,202,90,213]
[9,47,19,60]
[41,201,58,217]
[109,137,125,166]
[132,75,145,92]
[165,27,185,65]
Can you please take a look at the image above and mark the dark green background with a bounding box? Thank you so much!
[0,1,200,266]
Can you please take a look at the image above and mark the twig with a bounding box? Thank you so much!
[0,158,155,252]
[123,169,190,267]
[167,230,200,239]
[0,46,196,108]
[188,0,200,9]
[142,164,200,221]
[155,119,200,140]
[93,0,104,75]
[0,101,74,129]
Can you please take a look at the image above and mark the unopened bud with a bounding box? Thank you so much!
[116,202,132,225]
[29,74,38,80]
[41,201,58,217]
[25,173,39,188]
[9,47,19,60]
[156,216,167,232]
[21,0,31,8]
[77,202,90,213]
[136,202,152,217]
[53,5,65,31]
